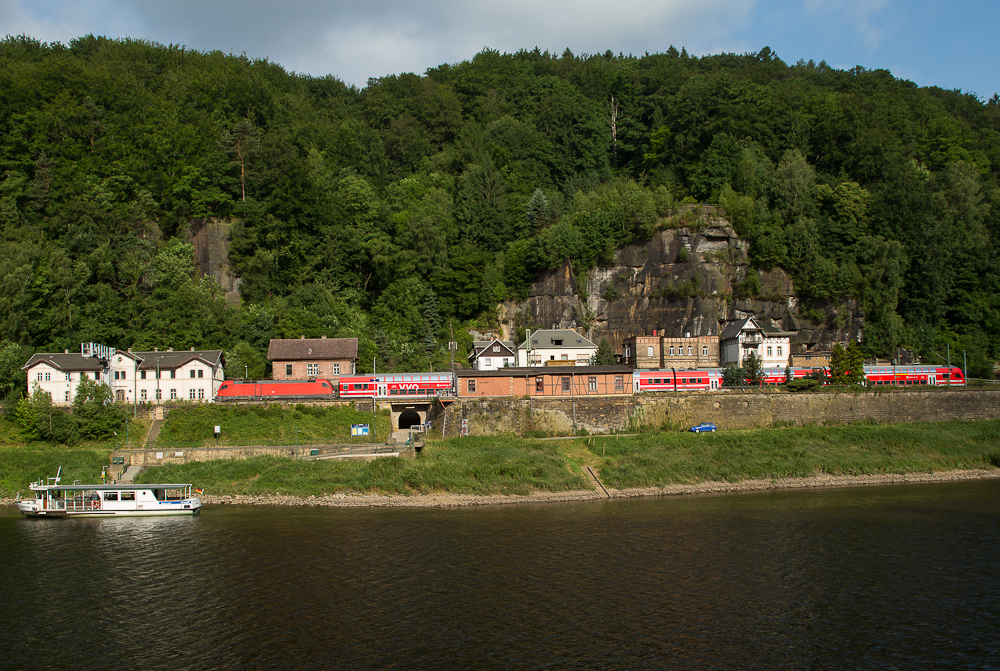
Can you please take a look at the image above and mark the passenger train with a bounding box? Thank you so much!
[215,365,966,402]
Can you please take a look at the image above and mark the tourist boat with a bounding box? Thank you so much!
[15,468,202,518]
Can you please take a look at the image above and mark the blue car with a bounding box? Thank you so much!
[689,422,717,433]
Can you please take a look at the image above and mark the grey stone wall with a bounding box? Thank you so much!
[436,389,1000,436]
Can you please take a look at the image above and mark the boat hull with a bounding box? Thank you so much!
[18,507,200,518]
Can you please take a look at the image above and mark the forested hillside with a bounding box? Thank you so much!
[1,34,998,396]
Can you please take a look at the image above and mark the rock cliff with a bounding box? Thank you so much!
[497,205,862,352]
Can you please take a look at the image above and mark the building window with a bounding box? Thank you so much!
[198,369,204,378]
[615,375,624,392]
[777,346,783,356]
[669,346,674,356]
[189,389,197,400]
[65,373,71,380]
[65,392,70,401]
[467,379,476,393]
[155,389,161,401]
[121,371,126,380]
[285,364,293,377]
[36,372,42,381]
[589,376,597,392]
[198,388,205,399]
[332,364,340,375]
[535,377,544,393]
[170,370,176,379]
[141,389,147,401]
[688,347,693,355]
[767,347,773,357]
[45,372,51,381]
[190,370,196,378]
[647,346,654,357]
[307,363,319,376]
[483,358,491,367]
[170,389,177,400]
[560,354,569,361]
[702,346,708,356]
[561,377,570,392]
[493,345,500,353]
[140,371,147,380]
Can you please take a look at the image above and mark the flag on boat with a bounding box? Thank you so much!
[195,488,204,495]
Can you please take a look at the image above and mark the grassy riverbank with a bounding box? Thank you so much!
[139,419,1000,498]
[2,420,999,500]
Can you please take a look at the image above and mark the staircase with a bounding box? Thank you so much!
[145,419,164,446]
[117,465,142,484]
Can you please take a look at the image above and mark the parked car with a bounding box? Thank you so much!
[689,422,717,433]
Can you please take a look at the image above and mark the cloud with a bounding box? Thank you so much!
[803,0,893,50]
[2,0,753,85]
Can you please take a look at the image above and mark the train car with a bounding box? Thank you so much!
[378,373,454,397]
[634,369,724,393]
[338,376,377,398]
[215,378,336,402]
[863,365,965,387]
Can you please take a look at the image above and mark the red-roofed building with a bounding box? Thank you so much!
[267,337,358,380]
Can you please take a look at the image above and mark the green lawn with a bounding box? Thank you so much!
[3,419,999,499]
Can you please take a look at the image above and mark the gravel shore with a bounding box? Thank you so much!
[3,468,997,510]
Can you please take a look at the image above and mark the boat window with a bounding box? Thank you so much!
[104,491,118,501]
[121,491,135,501]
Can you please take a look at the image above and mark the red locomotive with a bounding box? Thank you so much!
[214,378,336,401]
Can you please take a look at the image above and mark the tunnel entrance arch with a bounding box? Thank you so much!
[398,409,423,430]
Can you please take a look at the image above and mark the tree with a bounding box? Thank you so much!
[592,338,617,365]
[828,342,864,385]
[722,364,745,387]
[743,351,764,385]
[73,377,127,440]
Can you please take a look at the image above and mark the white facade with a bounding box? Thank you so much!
[23,348,224,406]
[469,340,516,371]
[516,329,598,367]
[719,317,792,371]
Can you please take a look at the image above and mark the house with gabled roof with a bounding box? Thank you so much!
[468,339,516,370]
[517,329,597,367]
[267,336,358,380]
[720,316,794,370]
[23,346,224,405]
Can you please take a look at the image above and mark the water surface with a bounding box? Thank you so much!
[1,479,997,669]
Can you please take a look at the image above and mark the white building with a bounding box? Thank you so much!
[719,317,793,371]
[468,340,516,370]
[517,329,598,367]
[22,346,225,406]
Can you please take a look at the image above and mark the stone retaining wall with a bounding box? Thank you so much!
[435,388,1000,436]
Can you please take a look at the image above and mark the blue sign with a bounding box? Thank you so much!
[351,424,370,437]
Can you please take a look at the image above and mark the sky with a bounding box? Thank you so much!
[2,0,996,99]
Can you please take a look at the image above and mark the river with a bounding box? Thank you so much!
[1,479,997,670]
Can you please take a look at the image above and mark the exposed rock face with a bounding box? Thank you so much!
[498,205,863,352]
[187,217,242,304]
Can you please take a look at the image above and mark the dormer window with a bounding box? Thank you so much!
[552,339,563,346]
[493,345,500,353]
